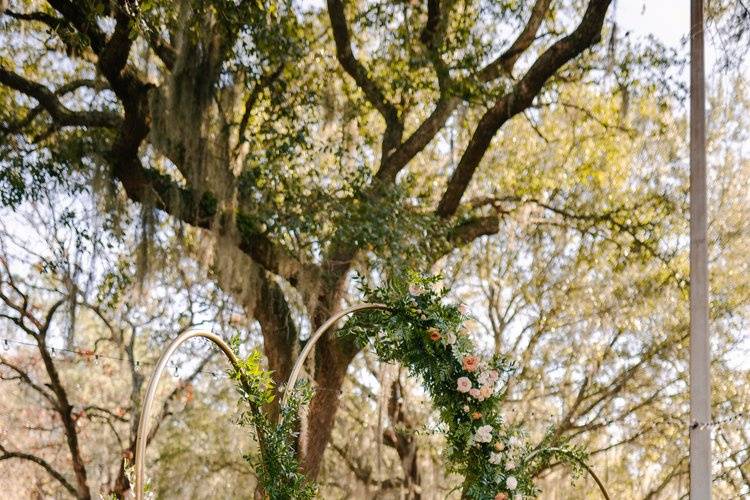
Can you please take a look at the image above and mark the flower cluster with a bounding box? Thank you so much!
[344,272,587,499]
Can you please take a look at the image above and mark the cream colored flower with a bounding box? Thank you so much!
[506,476,518,490]
[489,452,502,465]
[474,425,493,443]
[478,369,499,386]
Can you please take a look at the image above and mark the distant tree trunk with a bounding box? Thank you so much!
[384,379,422,499]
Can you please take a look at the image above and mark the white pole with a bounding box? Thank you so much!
[689,0,711,497]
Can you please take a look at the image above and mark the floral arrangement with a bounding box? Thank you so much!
[229,272,587,499]
[343,272,587,498]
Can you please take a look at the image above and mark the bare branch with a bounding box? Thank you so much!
[0,443,78,496]
[0,356,57,406]
[146,353,216,444]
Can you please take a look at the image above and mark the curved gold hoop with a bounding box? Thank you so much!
[281,303,387,408]
[134,329,240,500]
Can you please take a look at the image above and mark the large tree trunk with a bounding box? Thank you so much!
[300,335,357,477]
[297,254,358,477]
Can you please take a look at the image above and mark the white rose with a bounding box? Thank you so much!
[505,460,515,470]
[474,425,493,443]
[456,377,472,393]
[445,332,457,345]
[489,452,502,465]
[506,476,518,490]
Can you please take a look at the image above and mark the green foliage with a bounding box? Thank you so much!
[229,348,317,499]
[238,164,446,268]
[342,272,586,498]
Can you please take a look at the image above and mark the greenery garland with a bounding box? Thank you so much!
[230,349,318,499]
[231,272,587,499]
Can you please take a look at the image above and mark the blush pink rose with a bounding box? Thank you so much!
[456,377,472,393]
[480,385,493,399]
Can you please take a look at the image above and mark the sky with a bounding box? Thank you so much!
[617,0,690,49]
[616,0,745,79]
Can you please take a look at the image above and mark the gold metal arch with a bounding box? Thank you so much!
[134,304,385,500]
[281,303,388,407]
[134,304,610,500]
[134,329,241,500]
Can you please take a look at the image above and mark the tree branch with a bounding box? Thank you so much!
[326,0,403,158]
[237,65,285,147]
[46,0,107,53]
[0,444,78,496]
[4,8,67,30]
[0,356,57,406]
[477,0,554,81]
[375,95,460,182]
[0,66,121,128]
[436,0,613,218]
[448,215,502,245]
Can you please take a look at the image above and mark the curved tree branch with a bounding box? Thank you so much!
[326,0,403,158]
[0,444,78,497]
[437,0,613,218]
[0,66,121,128]
[478,0,554,81]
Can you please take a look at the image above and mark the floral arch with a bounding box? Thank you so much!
[135,274,609,499]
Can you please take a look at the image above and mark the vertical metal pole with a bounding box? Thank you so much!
[689,0,711,497]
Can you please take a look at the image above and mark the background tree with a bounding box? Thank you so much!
[0,186,255,498]
[0,0,637,482]
[314,80,750,498]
